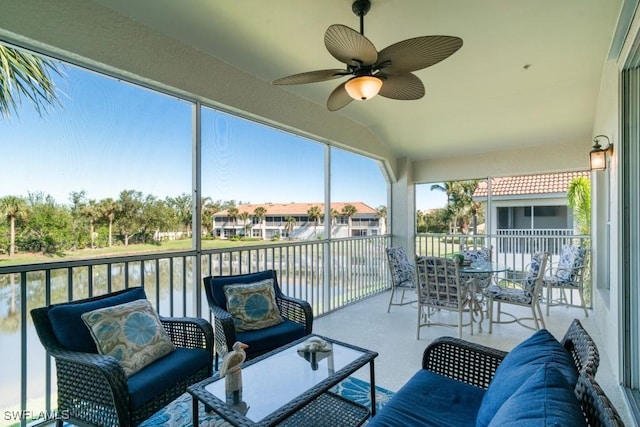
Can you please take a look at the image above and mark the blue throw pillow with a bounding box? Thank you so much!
[488,363,586,427]
[49,287,147,353]
[476,329,578,427]
[208,271,277,310]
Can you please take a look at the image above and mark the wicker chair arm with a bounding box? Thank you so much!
[422,336,507,389]
[561,319,600,377]
[276,294,313,334]
[209,304,237,356]
[575,373,625,427]
[52,350,130,427]
[160,316,214,355]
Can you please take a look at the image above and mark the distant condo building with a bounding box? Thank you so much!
[212,202,386,240]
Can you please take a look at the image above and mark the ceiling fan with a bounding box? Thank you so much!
[273,0,463,111]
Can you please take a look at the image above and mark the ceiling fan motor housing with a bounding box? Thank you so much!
[352,0,371,17]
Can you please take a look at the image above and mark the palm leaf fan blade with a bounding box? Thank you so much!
[324,24,378,66]
[327,82,354,111]
[376,36,463,75]
[273,69,348,85]
[378,73,425,100]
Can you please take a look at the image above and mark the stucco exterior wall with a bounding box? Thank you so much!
[591,60,624,379]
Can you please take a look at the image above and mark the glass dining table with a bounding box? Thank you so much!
[459,261,511,331]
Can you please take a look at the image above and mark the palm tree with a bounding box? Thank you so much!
[0,45,62,119]
[98,198,119,247]
[81,200,100,249]
[341,204,358,237]
[307,205,322,238]
[253,206,267,240]
[376,205,387,234]
[202,200,221,236]
[238,211,251,237]
[199,196,212,235]
[431,182,460,233]
[0,195,27,256]
[567,177,591,236]
[227,207,239,237]
[454,180,481,234]
[284,216,297,240]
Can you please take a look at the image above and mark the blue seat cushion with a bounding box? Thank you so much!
[48,287,147,353]
[208,271,277,310]
[368,370,485,427]
[239,319,307,356]
[488,363,586,427]
[476,329,578,427]
[128,347,211,410]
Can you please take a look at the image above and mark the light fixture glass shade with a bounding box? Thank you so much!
[345,76,383,101]
[589,149,607,171]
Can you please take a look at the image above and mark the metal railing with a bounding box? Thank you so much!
[416,232,590,271]
[0,235,390,425]
[0,231,590,425]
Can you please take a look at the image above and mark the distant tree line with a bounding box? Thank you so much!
[416,180,484,234]
[0,190,241,256]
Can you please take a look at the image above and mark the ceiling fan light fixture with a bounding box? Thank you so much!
[345,75,383,100]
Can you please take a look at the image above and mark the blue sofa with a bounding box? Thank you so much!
[369,319,623,427]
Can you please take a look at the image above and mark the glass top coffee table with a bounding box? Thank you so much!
[188,334,378,426]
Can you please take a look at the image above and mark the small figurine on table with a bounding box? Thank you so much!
[220,341,248,405]
[297,337,332,370]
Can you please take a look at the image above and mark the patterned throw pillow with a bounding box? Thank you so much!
[523,253,543,296]
[81,299,176,377]
[557,245,586,283]
[224,279,284,332]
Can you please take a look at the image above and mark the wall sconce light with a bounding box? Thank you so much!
[590,135,613,171]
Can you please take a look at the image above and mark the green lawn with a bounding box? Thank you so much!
[0,238,280,267]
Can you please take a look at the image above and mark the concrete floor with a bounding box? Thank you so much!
[313,290,634,426]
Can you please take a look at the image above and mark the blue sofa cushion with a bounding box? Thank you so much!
[476,329,578,427]
[239,319,307,356]
[488,363,586,427]
[128,347,211,410]
[49,287,147,353]
[208,271,277,311]
[368,370,486,427]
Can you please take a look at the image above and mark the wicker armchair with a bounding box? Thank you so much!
[31,288,214,427]
[203,269,313,367]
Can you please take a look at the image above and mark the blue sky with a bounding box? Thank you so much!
[0,60,446,211]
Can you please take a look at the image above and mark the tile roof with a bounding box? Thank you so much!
[214,202,378,216]
[473,171,590,197]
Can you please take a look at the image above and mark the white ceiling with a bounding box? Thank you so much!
[0,0,623,165]
[86,0,622,161]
